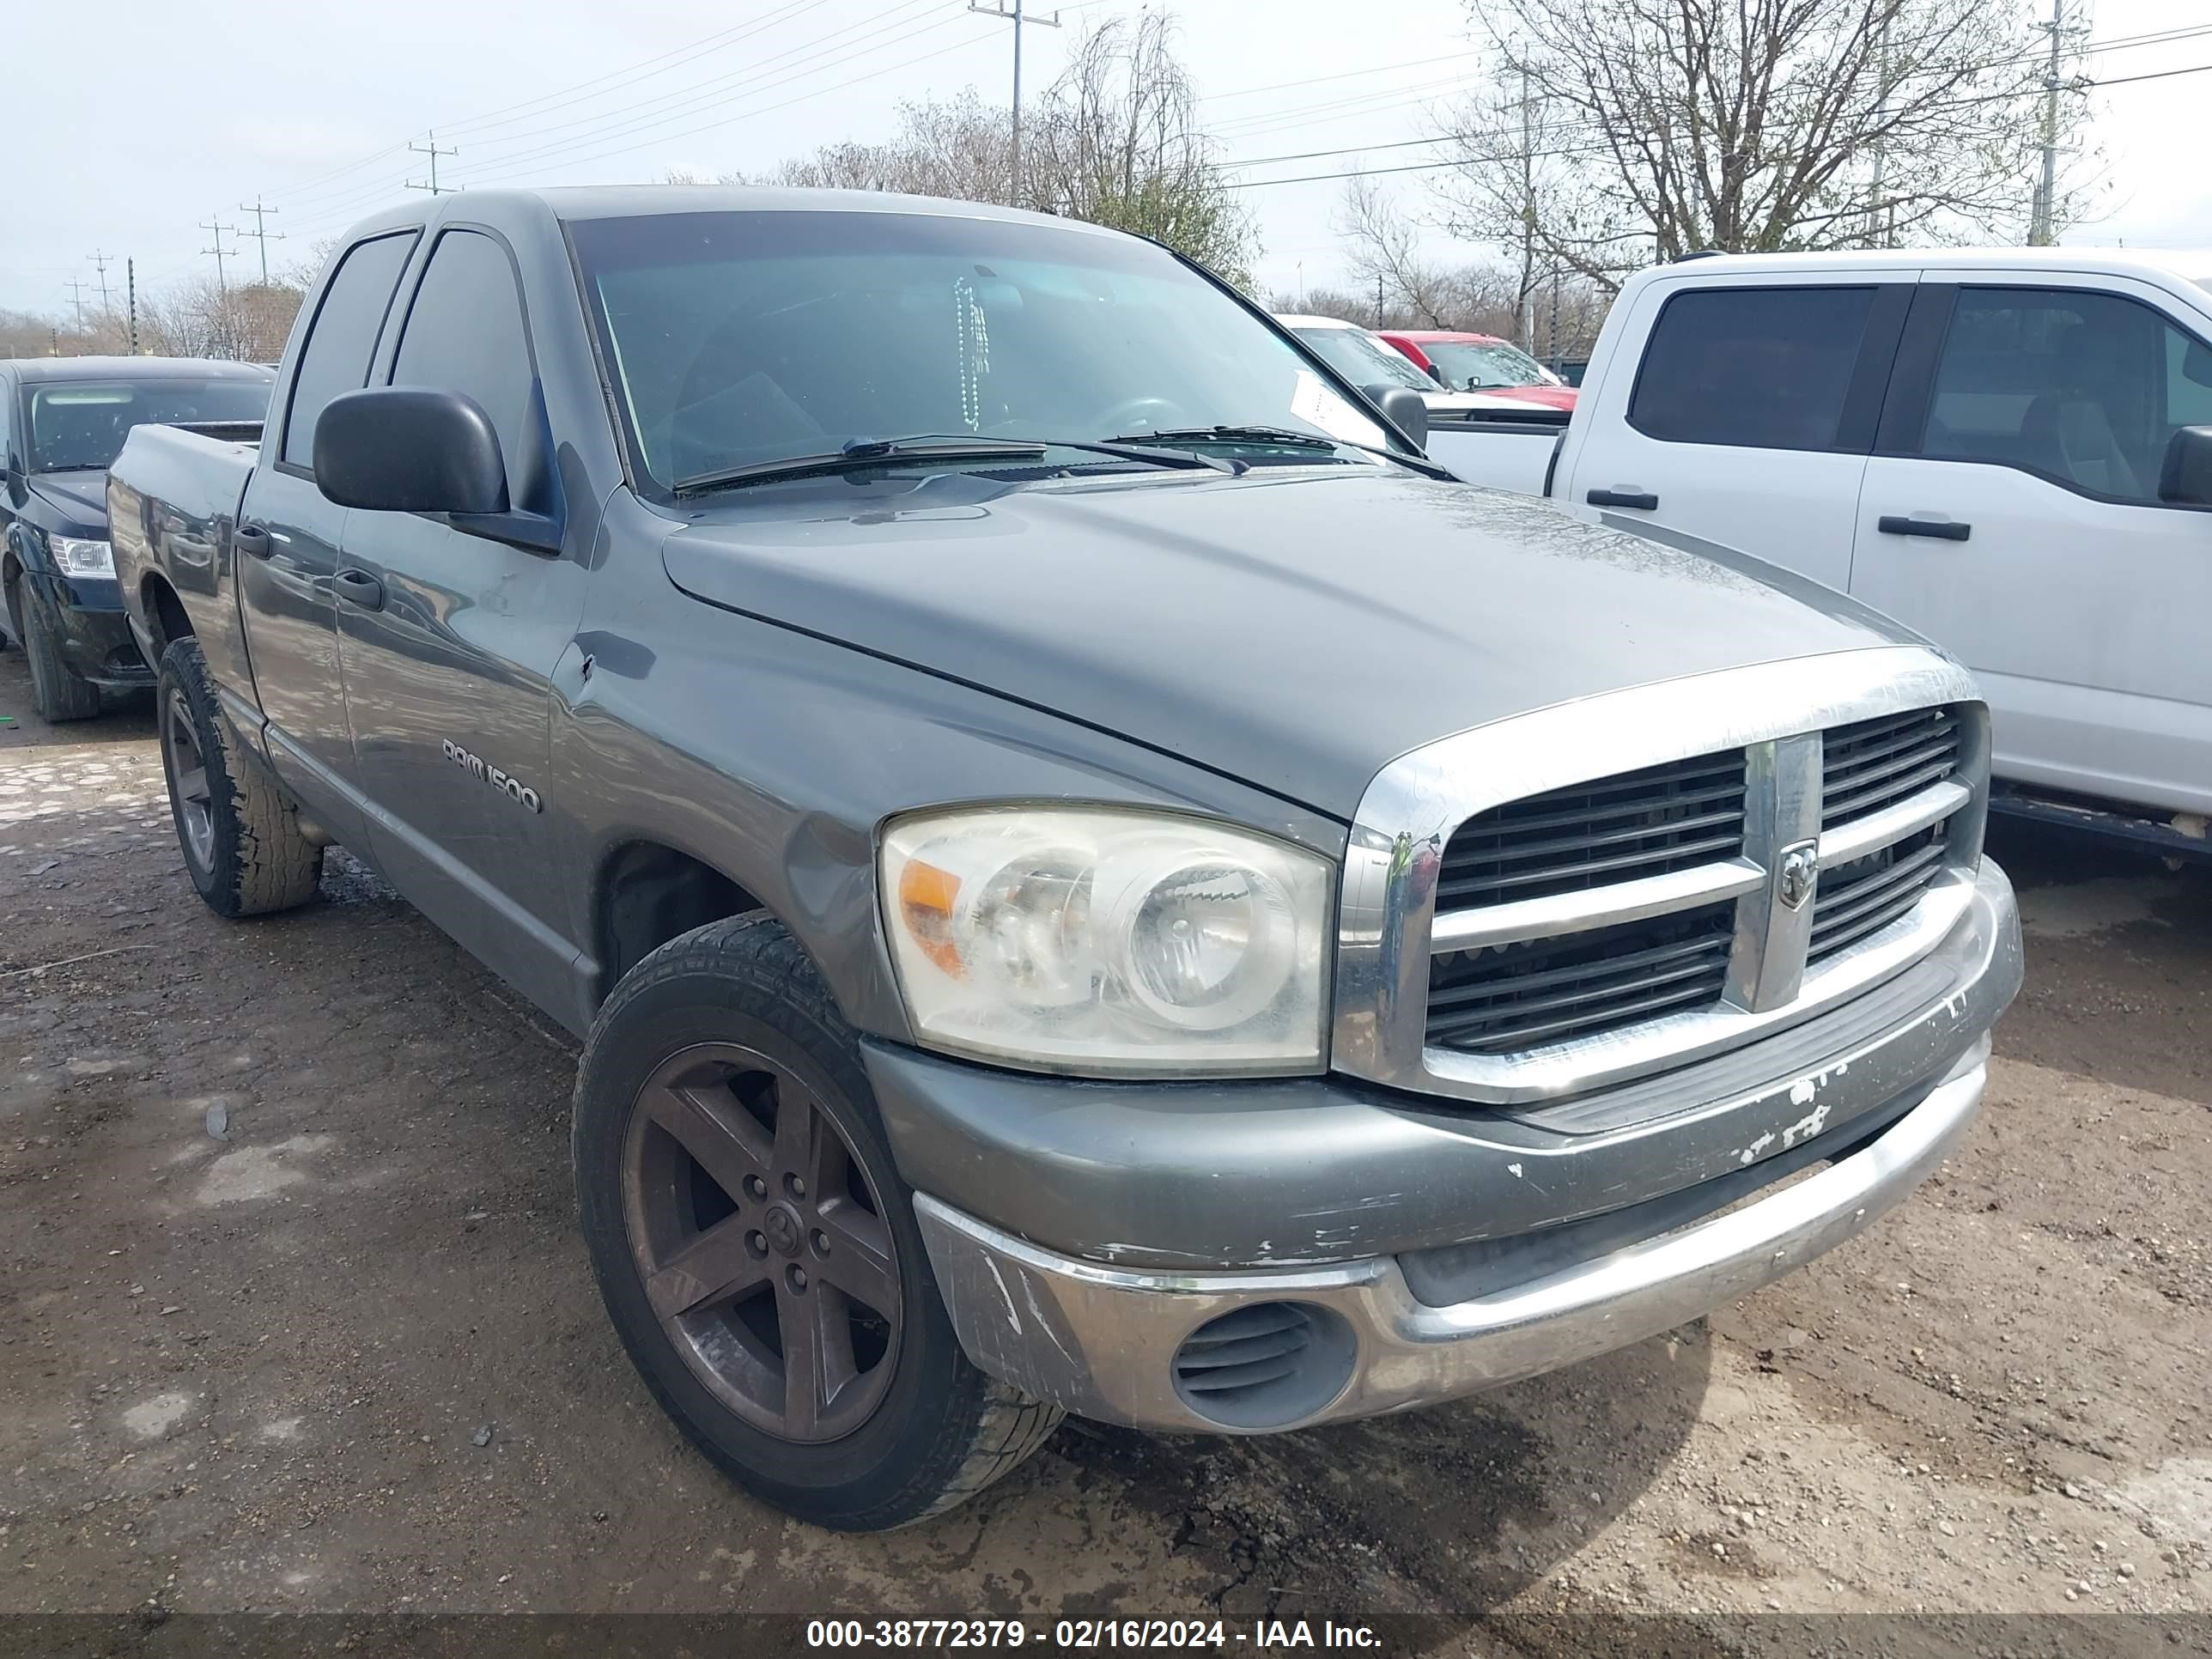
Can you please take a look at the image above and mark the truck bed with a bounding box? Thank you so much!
[106,421,264,690]
[1423,408,1566,491]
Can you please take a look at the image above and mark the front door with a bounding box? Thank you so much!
[1853,276,2212,817]
[332,226,589,1018]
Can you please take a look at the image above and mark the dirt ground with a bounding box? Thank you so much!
[3,643,2207,1654]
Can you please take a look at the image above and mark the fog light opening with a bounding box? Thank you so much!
[1170,1302,1356,1430]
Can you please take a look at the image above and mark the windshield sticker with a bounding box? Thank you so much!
[1291,371,1386,450]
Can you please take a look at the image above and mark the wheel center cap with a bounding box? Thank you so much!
[763,1204,804,1257]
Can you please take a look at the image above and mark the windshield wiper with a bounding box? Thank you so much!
[674,435,1050,496]
[1108,422,1460,480]
[1103,424,1345,453]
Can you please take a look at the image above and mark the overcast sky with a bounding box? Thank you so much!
[6,0,2210,322]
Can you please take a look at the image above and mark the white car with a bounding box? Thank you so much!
[1273,314,1534,417]
[1422,247,2212,854]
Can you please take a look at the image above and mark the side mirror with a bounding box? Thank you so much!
[1362,383,1429,452]
[313,387,508,515]
[2159,424,2212,507]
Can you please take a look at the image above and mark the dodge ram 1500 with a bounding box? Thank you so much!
[107,186,2021,1532]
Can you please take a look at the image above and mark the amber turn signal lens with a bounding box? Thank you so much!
[896,859,965,977]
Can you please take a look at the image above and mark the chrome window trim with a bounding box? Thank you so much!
[1332,646,1988,1104]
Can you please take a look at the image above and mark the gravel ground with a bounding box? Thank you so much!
[2,647,2207,1655]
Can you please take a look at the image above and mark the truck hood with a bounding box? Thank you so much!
[25,471,109,536]
[662,466,1917,820]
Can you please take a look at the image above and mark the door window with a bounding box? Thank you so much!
[281,232,418,470]
[1628,286,1879,452]
[389,230,544,511]
[1917,286,2212,505]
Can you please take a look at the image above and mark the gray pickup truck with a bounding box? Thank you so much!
[107,186,2021,1533]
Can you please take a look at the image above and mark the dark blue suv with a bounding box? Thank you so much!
[1,356,271,720]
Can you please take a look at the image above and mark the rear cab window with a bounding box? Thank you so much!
[1629,286,1887,452]
[281,232,420,471]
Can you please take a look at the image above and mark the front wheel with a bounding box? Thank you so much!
[574,915,1060,1531]
[21,586,101,721]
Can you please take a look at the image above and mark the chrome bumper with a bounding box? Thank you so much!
[917,1046,1984,1432]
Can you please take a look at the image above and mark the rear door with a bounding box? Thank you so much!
[331,225,589,1016]
[1560,274,1913,592]
[1853,276,2212,816]
[237,229,418,847]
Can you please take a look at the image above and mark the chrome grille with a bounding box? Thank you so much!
[1809,828,1948,963]
[1373,665,1987,1100]
[1435,750,1747,908]
[1427,903,1735,1055]
[1821,707,1960,828]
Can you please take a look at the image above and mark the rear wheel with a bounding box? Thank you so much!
[155,636,323,917]
[574,915,1061,1531]
[21,586,101,722]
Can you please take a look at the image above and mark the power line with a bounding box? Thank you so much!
[87,250,114,315]
[441,3,968,185]
[63,278,89,334]
[1218,56,2212,193]
[453,28,991,192]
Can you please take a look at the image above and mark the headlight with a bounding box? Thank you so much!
[51,536,114,578]
[880,807,1333,1076]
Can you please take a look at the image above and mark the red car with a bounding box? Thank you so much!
[1376,330,1577,410]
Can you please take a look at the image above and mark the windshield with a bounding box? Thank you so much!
[568,211,1395,493]
[23,378,271,473]
[1420,339,1553,392]
[1287,325,1433,392]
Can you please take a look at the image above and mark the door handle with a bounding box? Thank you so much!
[1877,514,1971,542]
[234,523,272,559]
[1587,487,1659,510]
[333,568,386,611]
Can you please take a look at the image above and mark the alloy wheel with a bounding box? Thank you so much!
[162,687,216,873]
[619,1042,902,1443]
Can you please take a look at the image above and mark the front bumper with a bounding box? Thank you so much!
[26,571,150,687]
[915,1042,1986,1432]
[898,859,2020,1433]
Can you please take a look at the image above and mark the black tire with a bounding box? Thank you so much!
[574,914,1062,1531]
[21,582,102,722]
[155,636,323,917]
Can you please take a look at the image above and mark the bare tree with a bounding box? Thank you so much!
[715,14,1259,285]
[1024,14,1258,285]
[1335,174,1469,328]
[1440,0,2102,289]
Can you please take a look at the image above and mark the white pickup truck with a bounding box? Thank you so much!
[1428,248,2212,855]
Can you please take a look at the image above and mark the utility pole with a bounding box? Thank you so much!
[1517,64,1536,351]
[407,131,459,195]
[202,218,236,358]
[238,197,284,284]
[1868,15,1891,248]
[88,250,115,317]
[967,0,1060,207]
[127,257,139,355]
[63,279,90,338]
[2030,0,2089,246]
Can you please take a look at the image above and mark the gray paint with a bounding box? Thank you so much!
[664,470,1915,821]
